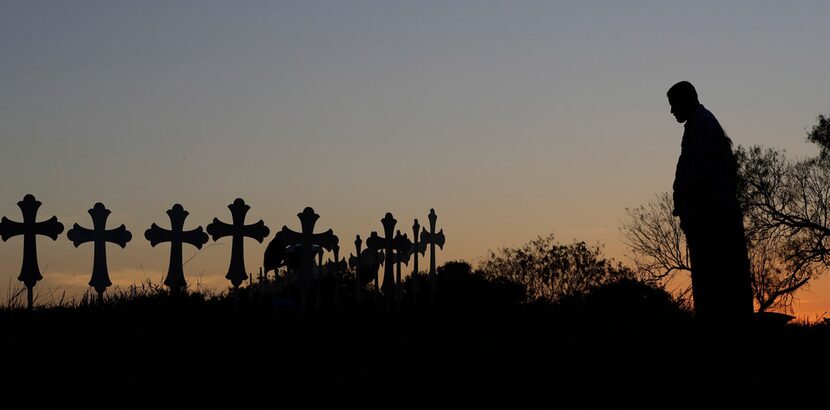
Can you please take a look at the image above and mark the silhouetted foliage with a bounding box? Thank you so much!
[807,113,830,158]
[621,193,690,282]
[580,278,688,318]
[735,145,825,311]
[410,261,526,308]
[0,280,221,313]
[736,144,830,266]
[479,233,635,303]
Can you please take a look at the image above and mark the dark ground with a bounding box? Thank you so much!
[2,301,829,409]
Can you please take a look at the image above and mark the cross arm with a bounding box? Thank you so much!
[37,216,64,240]
[313,230,338,251]
[395,234,412,253]
[412,241,427,256]
[145,223,171,247]
[365,232,389,252]
[0,217,25,241]
[181,228,209,249]
[206,219,233,241]
[395,234,413,265]
[105,225,132,248]
[67,224,95,247]
[420,228,445,249]
[242,220,270,243]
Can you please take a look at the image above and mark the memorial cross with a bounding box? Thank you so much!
[206,198,270,289]
[280,207,338,310]
[410,219,427,307]
[366,213,398,308]
[0,194,64,310]
[66,202,132,302]
[420,209,445,301]
[330,243,345,309]
[144,204,208,293]
[316,247,325,310]
[393,230,413,308]
[351,235,363,307]
[365,232,384,299]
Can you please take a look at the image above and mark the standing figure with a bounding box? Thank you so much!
[668,81,753,322]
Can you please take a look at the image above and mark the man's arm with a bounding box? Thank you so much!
[673,123,706,218]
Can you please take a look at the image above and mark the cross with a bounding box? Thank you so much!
[316,247,325,310]
[420,209,445,301]
[280,207,338,310]
[410,219,427,307]
[365,232,384,297]
[206,198,270,289]
[0,194,64,310]
[144,204,209,293]
[351,235,364,307]
[393,229,413,308]
[66,202,132,302]
[329,243,347,309]
[366,213,398,307]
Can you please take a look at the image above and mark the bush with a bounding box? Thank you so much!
[480,233,635,303]
[581,278,687,316]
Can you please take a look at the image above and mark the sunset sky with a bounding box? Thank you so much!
[2,1,829,317]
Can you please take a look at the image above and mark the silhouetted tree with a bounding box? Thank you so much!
[806,113,830,158]
[621,192,815,313]
[735,113,830,310]
[479,233,634,303]
[734,145,826,311]
[736,146,830,268]
[621,193,690,282]
[622,112,830,313]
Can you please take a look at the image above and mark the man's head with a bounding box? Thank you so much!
[667,81,700,123]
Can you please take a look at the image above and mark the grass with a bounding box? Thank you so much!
[1,269,829,408]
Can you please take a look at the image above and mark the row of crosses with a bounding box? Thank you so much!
[0,194,444,311]
[350,209,444,310]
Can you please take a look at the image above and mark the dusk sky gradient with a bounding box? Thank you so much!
[2,1,829,317]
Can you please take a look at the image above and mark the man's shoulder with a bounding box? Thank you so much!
[690,104,715,121]
[686,105,723,132]
[699,105,719,122]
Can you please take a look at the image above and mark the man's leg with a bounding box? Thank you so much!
[708,215,754,322]
[686,224,716,320]
[726,217,754,320]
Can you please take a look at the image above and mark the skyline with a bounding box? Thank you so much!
[2,1,830,317]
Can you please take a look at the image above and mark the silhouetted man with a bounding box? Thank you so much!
[668,81,753,322]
